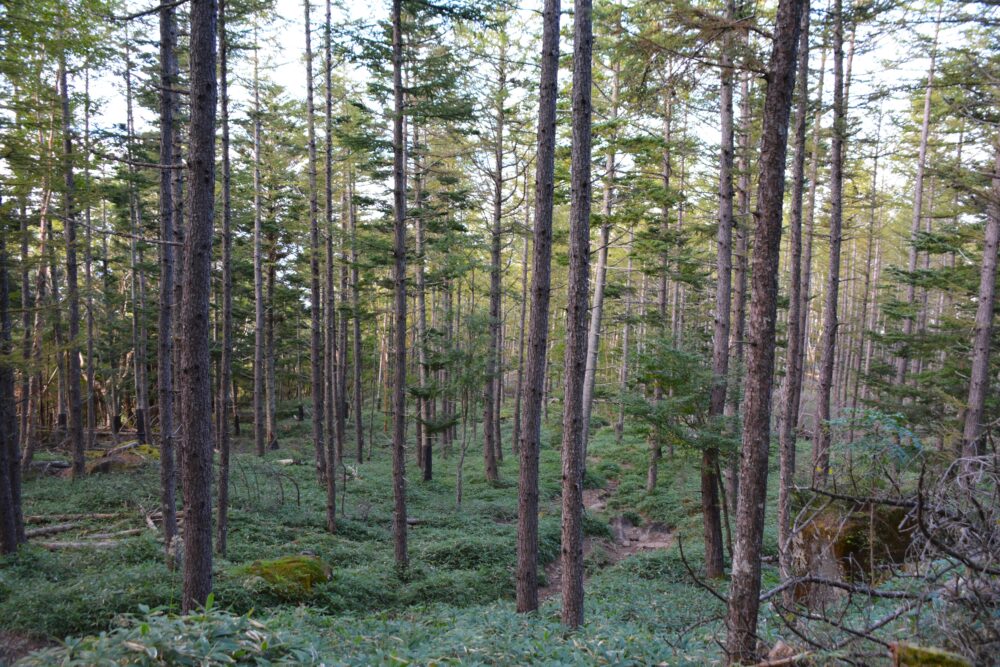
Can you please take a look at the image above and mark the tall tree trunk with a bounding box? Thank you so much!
[216,0,234,556]
[516,0,560,615]
[349,175,364,463]
[0,203,22,554]
[180,0,218,613]
[304,0,327,485]
[58,52,84,477]
[703,0,736,580]
[83,72,96,452]
[252,33,266,457]
[483,54,507,484]
[961,142,1000,460]
[158,1,180,562]
[895,12,941,388]
[390,0,409,571]
[581,52,620,455]
[724,0,805,658]
[615,226,634,445]
[414,144,432,481]
[323,0,338,532]
[512,207,530,456]
[778,0,810,590]
[560,0,592,629]
[812,0,845,488]
[18,198,31,465]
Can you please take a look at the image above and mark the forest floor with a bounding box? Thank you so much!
[0,411,927,665]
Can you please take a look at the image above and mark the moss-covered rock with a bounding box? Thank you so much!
[240,555,331,600]
[891,642,971,667]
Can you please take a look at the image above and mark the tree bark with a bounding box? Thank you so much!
[582,51,620,456]
[58,52,84,478]
[349,175,364,463]
[158,0,180,562]
[0,202,22,554]
[304,0,327,485]
[812,0,845,488]
[703,0,736,580]
[180,0,218,613]
[560,0,592,629]
[252,33,266,458]
[323,0,338,532]
[777,0,810,592]
[390,0,409,571]
[724,0,805,659]
[961,142,1000,459]
[216,0,234,557]
[516,0,559,615]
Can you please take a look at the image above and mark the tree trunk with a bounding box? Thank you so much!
[216,0,234,557]
[323,0,338,532]
[252,35,266,458]
[58,52,84,478]
[895,13,941,388]
[349,175,364,463]
[724,0,805,659]
[180,0,218,613]
[961,142,1000,459]
[390,0,409,571]
[516,0,560,615]
[512,210,530,456]
[777,0,810,591]
[703,0,736,580]
[581,52,619,456]
[0,203,22,554]
[83,73,96,452]
[615,226,634,445]
[158,1,180,562]
[304,0,327,485]
[812,0,845,488]
[560,0,592,629]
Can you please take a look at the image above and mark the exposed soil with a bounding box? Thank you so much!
[539,479,674,600]
[0,630,53,665]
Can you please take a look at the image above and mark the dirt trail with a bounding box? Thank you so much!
[539,480,674,600]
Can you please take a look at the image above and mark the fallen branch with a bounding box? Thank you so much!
[38,540,122,550]
[83,528,144,539]
[26,522,80,538]
[26,513,119,524]
[760,576,926,602]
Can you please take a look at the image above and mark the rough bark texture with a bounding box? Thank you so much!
[0,209,21,554]
[390,0,409,571]
[216,0,233,557]
[323,0,338,533]
[813,0,845,488]
[560,0,592,629]
[724,0,804,659]
[158,1,179,561]
[515,0,559,615]
[180,0,218,613]
[961,143,1000,459]
[778,0,810,590]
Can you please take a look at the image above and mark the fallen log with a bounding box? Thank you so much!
[26,522,81,538]
[26,513,120,524]
[38,540,122,550]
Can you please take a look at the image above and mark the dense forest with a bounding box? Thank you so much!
[1,0,998,663]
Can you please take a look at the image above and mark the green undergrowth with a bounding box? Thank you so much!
[1,415,816,664]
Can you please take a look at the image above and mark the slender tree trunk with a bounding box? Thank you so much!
[180,0,218,613]
[216,0,234,556]
[158,1,180,562]
[83,73,96,452]
[813,0,845,488]
[483,56,507,484]
[414,144,433,481]
[252,34,266,458]
[961,142,1000,460]
[777,0,810,591]
[512,210,530,456]
[581,53,619,455]
[322,0,338,532]
[560,0,592,629]
[703,0,736,580]
[724,0,805,658]
[18,198,31,465]
[349,175,364,463]
[58,52,84,477]
[516,0,559,615]
[896,11,940,387]
[304,0,327,485]
[390,0,409,570]
[616,226,634,445]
